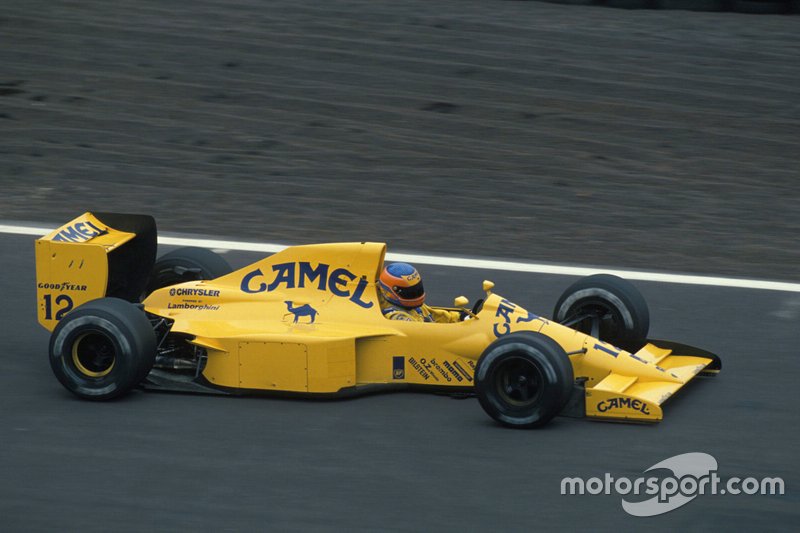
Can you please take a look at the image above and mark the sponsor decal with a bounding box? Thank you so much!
[167,303,220,311]
[593,342,620,358]
[442,360,462,382]
[392,356,405,379]
[408,357,434,381]
[452,361,473,382]
[404,357,473,383]
[404,270,420,283]
[492,298,518,337]
[240,262,373,308]
[493,301,547,337]
[516,310,549,326]
[51,221,106,243]
[284,301,318,324]
[428,358,452,382]
[38,282,88,292]
[169,287,220,297]
[417,358,440,381]
[596,397,651,415]
[492,300,545,337]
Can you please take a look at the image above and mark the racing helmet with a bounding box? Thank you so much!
[379,262,425,308]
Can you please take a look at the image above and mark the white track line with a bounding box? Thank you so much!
[3,223,800,293]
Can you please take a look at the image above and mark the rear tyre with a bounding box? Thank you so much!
[553,274,649,352]
[143,247,232,298]
[49,298,156,400]
[475,332,574,429]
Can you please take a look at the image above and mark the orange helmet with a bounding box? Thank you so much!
[379,263,425,308]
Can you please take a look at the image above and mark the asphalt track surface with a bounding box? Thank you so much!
[1,0,799,281]
[2,232,798,531]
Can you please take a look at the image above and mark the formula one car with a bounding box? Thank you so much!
[35,213,721,428]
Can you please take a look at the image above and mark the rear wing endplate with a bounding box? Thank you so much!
[35,212,156,331]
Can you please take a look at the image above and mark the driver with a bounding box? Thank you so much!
[378,262,463,323]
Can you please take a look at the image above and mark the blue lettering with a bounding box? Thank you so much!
[597,397,650,415]
[594,343,620,358]
[241,268,267,293]
[493,299,517,337]
[52,222,105,243]
[57,226,84,243]
[85,221,105,235]
[329,268,355,297]
[349,277,374,309]
[73,222,94,238]
[298,262,328,290]
[516,311,543,324]
[496,304,514,322]
[238,261,375,308]
[499,299,517,312]
[493,322,510,337]
[267,262,296,291]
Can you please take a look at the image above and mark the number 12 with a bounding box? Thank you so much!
[43,294,74,320]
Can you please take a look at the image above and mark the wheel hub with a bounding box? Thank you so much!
[71,332,116,378]
[495,356,544,408]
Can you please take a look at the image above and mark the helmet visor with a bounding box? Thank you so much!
[394,282,424,301]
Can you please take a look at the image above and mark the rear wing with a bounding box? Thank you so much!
[35,212,156,331]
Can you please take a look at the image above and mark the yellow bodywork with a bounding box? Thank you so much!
[141,241,717,423]
[37,213,719,423]
[35,213,136,331]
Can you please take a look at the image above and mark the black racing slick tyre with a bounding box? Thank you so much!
[143,246,232,298]
[49,298,157,400]
[475,332,574,429]
[553,274,649,352]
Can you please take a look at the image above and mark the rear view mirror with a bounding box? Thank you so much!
[482,280,495,296]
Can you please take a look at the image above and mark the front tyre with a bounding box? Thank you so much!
[553,274,649,352]
[49,298,156,400]
[475,332,574,429]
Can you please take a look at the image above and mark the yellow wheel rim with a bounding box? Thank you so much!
[71,332,116,378]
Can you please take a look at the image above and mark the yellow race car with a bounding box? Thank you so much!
[35,213,721,428]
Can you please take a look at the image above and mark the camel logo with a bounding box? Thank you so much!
[284,301,318,324]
